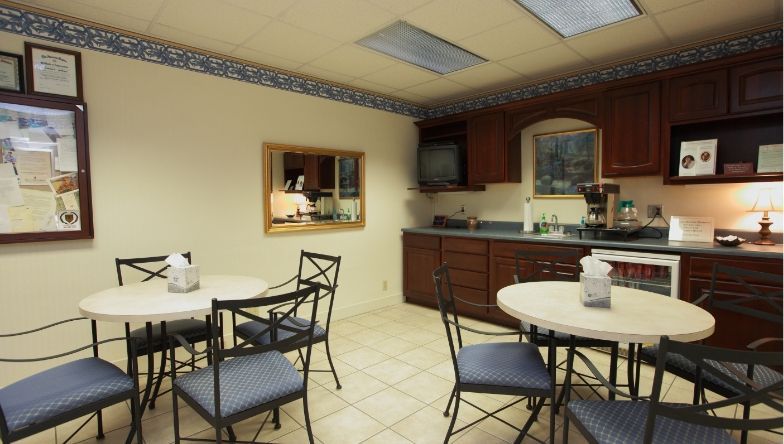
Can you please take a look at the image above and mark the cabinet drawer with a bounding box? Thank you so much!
[452,286,489,318]
[403,233,440,250]
[492,241,584,261]
[451,269,488,290]
[689,255,782,283]
[443,237,488,254]
[443,251,488,272]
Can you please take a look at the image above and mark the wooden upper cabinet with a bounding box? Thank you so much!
[299,154,335,190]
[730,58,783,114]
[602,82,661,177]
[668,69,728,121]
[468,112,519,184]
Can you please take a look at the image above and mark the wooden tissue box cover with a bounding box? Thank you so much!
[580,273,611,308]
[168,265,200,293]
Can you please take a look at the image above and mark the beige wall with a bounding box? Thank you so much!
[436,118,783,232]
[0,33,429,384]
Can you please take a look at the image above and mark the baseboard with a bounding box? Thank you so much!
[330,292,404,321]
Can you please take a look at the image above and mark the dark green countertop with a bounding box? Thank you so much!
[402,224,783,260]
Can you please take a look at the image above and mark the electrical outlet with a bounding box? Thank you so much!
[459,204,465,213]
[382,280,388,291]
[647,204,662,218]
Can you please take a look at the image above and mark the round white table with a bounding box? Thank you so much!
[79,274,268,416]
[79,274,269,322]
[497,281,715,344]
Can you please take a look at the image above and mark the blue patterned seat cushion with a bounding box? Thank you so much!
[457,342,550,390]
[568,400,735,444]
[236,318,325,346]
[640,345,782,395]
[0,358,133,433]
[130,318,208,353]
[174,351,303,418]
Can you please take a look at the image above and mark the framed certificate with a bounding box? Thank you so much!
[24,42,83,100]
[0,51,24,93]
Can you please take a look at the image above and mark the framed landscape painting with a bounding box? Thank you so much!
[533,128,597,197]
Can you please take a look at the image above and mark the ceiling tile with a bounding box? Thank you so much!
[458,17,559,60]
[14,0,153,32]
[366,0,434,15]
[242,21,341,64]
[566,17,670,64]
[156,0,269,44]
[230,47,303,71]
[499,43,589,79]
[74,0,164,20]
[279,0,395,42]
[404,0,524,42]
[654,0,780,44]
[446,63,525,90]
[297,65,356,84]
[220,0,298,18]
[404,78,473,100]
[360,63,439,89]
[347,78,398,94]
[309,45,395,78]
[149,23,237,54]
[637,0,701,14]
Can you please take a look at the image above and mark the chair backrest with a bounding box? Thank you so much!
[294,251,341,324]
[211,284,320,417]
[644,336,782,443]
[708,263,783,325]
[513,249,581,284]
[115,252,192,286]
[432,263,464,354]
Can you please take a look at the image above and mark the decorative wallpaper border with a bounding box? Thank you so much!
[0,3,780,121]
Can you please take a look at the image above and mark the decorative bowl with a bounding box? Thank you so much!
[715,235,746,247]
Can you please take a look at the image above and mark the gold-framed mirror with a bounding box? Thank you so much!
[263,143,365,233]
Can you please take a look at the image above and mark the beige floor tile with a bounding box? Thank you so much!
[73,424,137,444]
[349,313,393,328]
[281,386,349,424]
[354,387,427,426]
[330,321,367,337]
[338,346,391,370]
[397,346,450,370]
[351,328,393,347]
[475,397,555,443]
[362,428,414,443]
[421,336,451,353]
[141,404,210,444]
[370,319,413,336]
[372,307,411,320]
[311,406,385,444]
[15,429,56,444]
[326,370,389,404]
[57,401,132,443]
[426,359,457,382]
[273,426,324,443]
[307,357,357,386]
[365,357,422,385]
[398,329,442,346]
[395,371,454,404]
[372,336,420,357]
[391,405,468,444]
[223,409,301,443]
[315,335,363,356]
[454,426,509,444]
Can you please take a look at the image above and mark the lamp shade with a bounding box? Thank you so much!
[748,188,777,213]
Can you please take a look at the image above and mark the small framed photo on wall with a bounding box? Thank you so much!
[25,42,83,101]
[0,51,24,93]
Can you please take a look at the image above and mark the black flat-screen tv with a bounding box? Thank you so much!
[417,142,465,186]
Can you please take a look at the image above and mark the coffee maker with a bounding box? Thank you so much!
[575,182,637,240]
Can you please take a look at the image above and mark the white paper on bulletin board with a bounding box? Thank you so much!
[669,216,714,243]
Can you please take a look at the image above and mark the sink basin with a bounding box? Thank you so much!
[527,232,573,238]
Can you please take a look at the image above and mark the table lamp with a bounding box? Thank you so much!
[748,188,778,245]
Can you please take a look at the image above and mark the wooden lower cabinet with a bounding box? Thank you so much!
[403,233,440,307]
[681,254,782,351]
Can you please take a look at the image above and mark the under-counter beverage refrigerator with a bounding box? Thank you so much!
[590,249,681,299]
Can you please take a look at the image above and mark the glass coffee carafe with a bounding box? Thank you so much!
[615,200,641,229]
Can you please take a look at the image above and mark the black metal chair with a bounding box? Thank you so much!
[514,249,623,405]
[565,335,782,444]
[233,250,342,389]
[116,252,210,409]
[0,317,142,444]
[634,263,783,443]
[433,263,555,444]
[169,284,321,444]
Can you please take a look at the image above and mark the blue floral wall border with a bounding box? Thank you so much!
[0,4,780,121]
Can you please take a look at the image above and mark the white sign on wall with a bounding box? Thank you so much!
[669,216,714,243]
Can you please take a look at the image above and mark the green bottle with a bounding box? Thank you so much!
[540,213,548,234]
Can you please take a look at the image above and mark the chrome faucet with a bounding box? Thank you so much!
[550,214,559,233]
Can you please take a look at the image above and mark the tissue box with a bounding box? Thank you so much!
[580,273,611,308]
[168,265,200,293]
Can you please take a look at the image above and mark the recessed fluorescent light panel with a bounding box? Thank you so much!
[514,0,642,38]
[356,21,486,75]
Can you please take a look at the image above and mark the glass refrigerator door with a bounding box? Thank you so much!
[591,250,680,298]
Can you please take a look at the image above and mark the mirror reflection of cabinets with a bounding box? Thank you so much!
[263,143,364,233]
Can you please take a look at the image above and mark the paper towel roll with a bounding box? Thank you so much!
[523,200,534,233]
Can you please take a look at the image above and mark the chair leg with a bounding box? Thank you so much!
[303,393,315,444]
[443,386,456,416]
[740,402,751,444]
[608,343,619,401]
[226,426,237,442]
[149,349,167,409]
[273,407,281,429]
[323,336,342,389]
[215,425,222,444]
[96,409,104,439]
[444,390,461,444]
[131,391,143,444]
[172,392,181,444]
